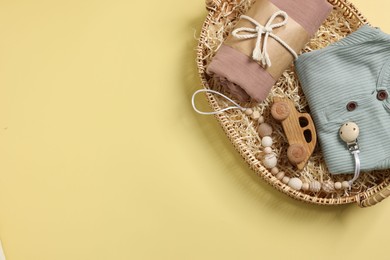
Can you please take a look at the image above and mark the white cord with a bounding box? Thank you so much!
[191,89,246,115]
[349,150,361,186]
[232,12,298,67]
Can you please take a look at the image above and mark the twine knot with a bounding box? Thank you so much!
[262,26,272,33]
[232,11,298,67]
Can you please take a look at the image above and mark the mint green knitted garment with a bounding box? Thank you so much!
[295,25,390,174]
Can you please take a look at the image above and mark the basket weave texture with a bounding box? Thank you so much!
[197,0,390,207]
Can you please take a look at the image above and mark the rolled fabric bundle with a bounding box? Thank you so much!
[207,0,333,102]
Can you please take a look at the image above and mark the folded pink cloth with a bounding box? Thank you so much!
[207,0,333,102]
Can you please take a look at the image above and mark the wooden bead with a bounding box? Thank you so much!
[339,122,359,143]
[288,178,303,190]
[245,108,253,116]
[261,136,273,147]
[334,182,342,190]
[258,116,265,124]
[263,154,277,169]
[271,167,279,175]
[252,111,260,120]
[257,123,273,138]
[302,182,310,191]
[276,171,285,180]
[310,181,321,192]
[342,181,350,189]
[322,181,335,193]
[264,147,273,154]
[282,176,290,184]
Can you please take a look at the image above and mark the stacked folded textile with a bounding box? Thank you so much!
[295,25,390,174]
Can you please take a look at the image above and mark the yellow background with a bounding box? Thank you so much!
[0,0,389,259]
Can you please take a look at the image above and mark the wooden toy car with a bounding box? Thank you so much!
[271,97,317,170]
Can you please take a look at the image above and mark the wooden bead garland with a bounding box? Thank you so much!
[245,108,352,194]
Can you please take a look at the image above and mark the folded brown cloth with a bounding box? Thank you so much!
[207,0,333,102]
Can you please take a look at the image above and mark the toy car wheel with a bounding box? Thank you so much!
[271,101,290,121]
[287,144,307,164]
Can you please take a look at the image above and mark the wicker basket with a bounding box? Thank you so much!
[196,0,390,207]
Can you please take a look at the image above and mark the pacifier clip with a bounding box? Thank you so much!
[339,122,361,186]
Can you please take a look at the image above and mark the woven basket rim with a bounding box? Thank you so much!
[196,0,390,206]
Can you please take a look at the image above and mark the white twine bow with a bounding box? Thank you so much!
[232,11,298,67]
